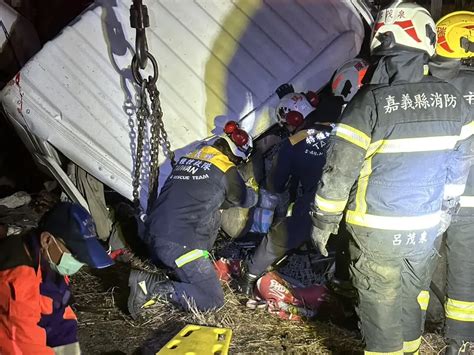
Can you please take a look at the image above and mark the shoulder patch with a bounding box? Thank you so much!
[289,130,309,146]
[187,146,235,172]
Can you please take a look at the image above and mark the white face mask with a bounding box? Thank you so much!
[46,237,85,276]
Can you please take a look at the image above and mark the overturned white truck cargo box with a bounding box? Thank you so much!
[1,0,367,208]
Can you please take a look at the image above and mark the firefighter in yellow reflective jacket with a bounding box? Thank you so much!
[310,2,474,354]
[430,11,474,355]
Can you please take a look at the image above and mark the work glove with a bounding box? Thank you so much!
[310,226,332,257]
[309,206,340,257]
[438,198,460,236]
[438,211,452,236]
[246,177,259,192]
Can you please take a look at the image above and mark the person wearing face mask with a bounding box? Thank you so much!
[0,202,114,354]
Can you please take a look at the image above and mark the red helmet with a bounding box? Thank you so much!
[275,84,319,127]
[222,121,253,160]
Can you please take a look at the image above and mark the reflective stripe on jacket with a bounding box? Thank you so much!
[448,68,474,216]
[314,69,473,233]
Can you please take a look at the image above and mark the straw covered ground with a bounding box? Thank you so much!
[0,197,457,354]
[72,256,451,355]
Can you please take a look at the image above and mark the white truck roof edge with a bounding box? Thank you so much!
[1,0,365,208]
[349,0,375,27]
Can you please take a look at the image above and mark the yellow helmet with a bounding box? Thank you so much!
[435,11,474,59]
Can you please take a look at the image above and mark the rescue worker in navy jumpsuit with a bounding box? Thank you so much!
[236,64,369,295]
[236,84,335,294]
[310,3,474,354]
[127,123,258,318]
[429,11,474,354]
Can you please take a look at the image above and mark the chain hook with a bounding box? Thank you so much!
[130,0,150,70]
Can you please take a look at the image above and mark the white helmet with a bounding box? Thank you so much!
[275,84,319,127]
[371,1,437,56]
[222,121,253,160]
[332,58,369,102]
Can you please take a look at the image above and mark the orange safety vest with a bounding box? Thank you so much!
[0,235,78,354]
[0,265,53,354]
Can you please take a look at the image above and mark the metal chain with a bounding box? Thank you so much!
[147,81,175,162]
[146,81,163,205]
[132,81,149,205]
[130,0,175,209]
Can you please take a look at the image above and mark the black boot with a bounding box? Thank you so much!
[236,271,258,297]
[127,269,174,319]
[328,277,357,299]
[445,339,471,355]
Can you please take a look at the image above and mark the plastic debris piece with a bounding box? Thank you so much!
[156,324,232,355]
[7,225,23,236]
[213,258,241,282]
[0,191,31,209]
[256,271,304,308]
[245,298,267,310]
[255,271,330,321]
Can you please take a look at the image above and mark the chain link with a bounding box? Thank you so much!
[130,1,175,210]
[132,81,149,205]
[132,77,175,209]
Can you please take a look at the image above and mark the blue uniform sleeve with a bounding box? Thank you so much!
[222,167,258,209]
[267,140,292,194]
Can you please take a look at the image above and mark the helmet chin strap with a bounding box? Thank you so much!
[461,37,474,55]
